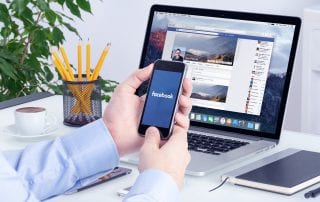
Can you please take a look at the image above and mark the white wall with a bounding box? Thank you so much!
[63,0,320,132]
[301,6,320,134]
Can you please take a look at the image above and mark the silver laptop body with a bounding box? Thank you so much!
[121,126,276,176]
[185,126,276,176]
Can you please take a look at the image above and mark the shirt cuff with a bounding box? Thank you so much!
[126,169,180,202]
[61,119,119,179]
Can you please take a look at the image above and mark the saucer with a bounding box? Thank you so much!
[2,123,58,140]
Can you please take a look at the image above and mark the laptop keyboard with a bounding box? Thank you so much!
[188,132,249,155]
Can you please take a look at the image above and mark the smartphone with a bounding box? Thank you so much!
[138,60,186,139]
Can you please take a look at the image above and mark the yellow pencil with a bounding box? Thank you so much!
[52,54,72,81]
[77,41,82,81]
[91,43,111,80]
[86,39,91,80]
[59,45,75,81]
[52,56,66,80]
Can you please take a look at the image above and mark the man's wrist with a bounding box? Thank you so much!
[126,169,181,202]
[102,119,124,156]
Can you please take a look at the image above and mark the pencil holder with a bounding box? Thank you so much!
[63,74,102,127]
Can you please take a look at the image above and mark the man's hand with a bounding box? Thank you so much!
[138,71,192,189]
[138,126,191,189]
[103,64,192,156]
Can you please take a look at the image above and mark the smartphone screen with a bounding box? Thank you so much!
[139,60,185,139]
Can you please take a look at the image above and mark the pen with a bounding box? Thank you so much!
[305,186,320,198]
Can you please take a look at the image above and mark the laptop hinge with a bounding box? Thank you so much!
[189,126,278,143]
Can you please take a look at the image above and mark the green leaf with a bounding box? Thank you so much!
[25,55,41,72]
[57,0,66,6]
[30,41,50,58]
[47,83,63,94]
[7,40,24,54]
[0,3,10,25]
[56,14,63,24]
[43,28,52,42]
[10,21,20,37]
[0,48,19,62]
[52,27,65,45]
[30,29,50,57]
[19,7,35,28]
[45,10,57,26]
[44,65,54,81]
[76,0,91,13]
[62,22,79,37]
[101,94,111,102]
[0,58,18,80]
[0,27,11,39]
[57,11,74,21]
[36,0,49,11]
[13,0,28,15]
[34,29,47,42]
[65,0,81,19]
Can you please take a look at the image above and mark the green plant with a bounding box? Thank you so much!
[0,0,118,102]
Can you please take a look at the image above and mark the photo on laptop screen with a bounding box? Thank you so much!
[138,5,300,141]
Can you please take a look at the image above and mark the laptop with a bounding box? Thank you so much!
[121,5,301,176]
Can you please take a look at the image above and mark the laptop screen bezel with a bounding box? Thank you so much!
[138,4,301,141]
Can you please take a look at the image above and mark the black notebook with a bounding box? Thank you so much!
[223,148,320,195]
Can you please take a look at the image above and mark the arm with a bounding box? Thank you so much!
[0,152,39,202]
[2,119,119,201]
[0,64,191,202]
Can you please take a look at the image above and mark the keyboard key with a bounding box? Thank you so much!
[188,133,249,154]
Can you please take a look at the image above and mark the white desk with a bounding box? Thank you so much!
[0,95,319,202]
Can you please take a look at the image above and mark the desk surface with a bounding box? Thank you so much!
[0,95,319,202]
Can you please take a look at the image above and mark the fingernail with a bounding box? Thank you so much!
[147,127,158,134]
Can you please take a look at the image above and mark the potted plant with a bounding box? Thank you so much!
[0,0,117,102]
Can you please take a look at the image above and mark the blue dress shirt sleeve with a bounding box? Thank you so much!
[1,119,119,201]
[0,118,181,202]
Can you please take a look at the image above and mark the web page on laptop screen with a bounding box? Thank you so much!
[142,11,296,135]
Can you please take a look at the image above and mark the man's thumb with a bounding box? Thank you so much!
[144,127,161,148]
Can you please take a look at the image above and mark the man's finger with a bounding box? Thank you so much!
[169,125,188,145]
[140,94,147,102]
[179,95,192,115]
[121,64,153,94]
[182,78,192,97]
[175,112,190,130]
[143,126,161,150]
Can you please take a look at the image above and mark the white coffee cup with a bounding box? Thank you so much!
[14,107,56,136]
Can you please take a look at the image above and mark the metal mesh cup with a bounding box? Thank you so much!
[63,75,102,127]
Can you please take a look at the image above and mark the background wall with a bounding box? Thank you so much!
[63,0,320,132]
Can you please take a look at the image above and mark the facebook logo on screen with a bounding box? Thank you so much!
[151,91,173,99]
[141,70,183,128]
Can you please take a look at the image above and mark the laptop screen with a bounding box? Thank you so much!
[139,5,301,140]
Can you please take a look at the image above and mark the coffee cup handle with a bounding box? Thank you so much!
[45,113,58,131]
